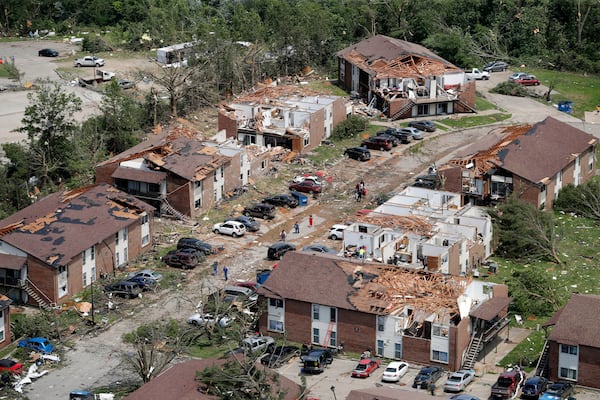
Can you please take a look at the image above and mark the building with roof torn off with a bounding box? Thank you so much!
[345,187,492,277]
[336,35,476,120]
[257,251,509,372]
[440,117,597,209]
[217,84,347,154]
[95,123,272,219]
[0,184,154,308]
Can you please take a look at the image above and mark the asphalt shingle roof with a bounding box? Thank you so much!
[547,293,600,348]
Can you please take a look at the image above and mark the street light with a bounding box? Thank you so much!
[330,385,337,400]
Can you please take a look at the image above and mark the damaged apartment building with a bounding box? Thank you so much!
[439,117,597,209]
[95,124,272,220]
[257,251,510,372]
[217,84,348,154]
[336,35,476,120]
[342,186,493,277]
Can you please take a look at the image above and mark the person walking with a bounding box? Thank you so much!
[308,215,313,228]
[293,222,300,234]
[358,246,366,262]
[429,381,436,396]
[280,229,287,242]
[356,187,362,202]
[223,266,229,281]
[212,261,218,276]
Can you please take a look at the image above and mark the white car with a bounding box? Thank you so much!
[73,56,105,67]
[399,127,424,140]
[381,361,409,382]
[187,313,234,328]
[126,269,163,282]
[292,175,323,186]
[213,221,246,237]
[328,224,349,240]
[443,369,475,392]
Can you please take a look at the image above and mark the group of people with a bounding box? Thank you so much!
[280,215,313,242]
[355,180,366,202]
[212,261,228,281]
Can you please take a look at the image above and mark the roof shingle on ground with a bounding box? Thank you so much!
[0,183,153,267]
[547,293,600,348]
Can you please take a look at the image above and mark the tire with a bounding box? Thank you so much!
[232,232,238,238]
[379,146,384,151]
[483,76,489,80]
[243,211,250,217]
[263,214,269,219]
[344,153,350,159]
[213,229,219,234]
[329,234,336,240]
[76,63,82,67]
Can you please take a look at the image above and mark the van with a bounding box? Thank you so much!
[302,349,333,373]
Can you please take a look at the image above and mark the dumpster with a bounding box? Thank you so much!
[290,191,308,206]
[558,101,573,113]
[256,269,272,285]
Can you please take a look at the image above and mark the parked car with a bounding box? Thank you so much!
[515,75,541,86]
[408,120,437,132]
[38,48,59,57]
[398,127,424,140]
[260,345,300,368]
[242,203,276,220]
[302,349,333,373]
[412,365,444,388]
[73,56,105,67]
[225,215,261,232]
[521,376,549,399]
[292,175,323,186]
[177,237,215,255]
[444,369,475,392]
[483,61,509,72]
[187,313,234,328]
[539,381,576,400]
[127,269,163,282]
[449,396,482,400]
[381,361,409,382]
[267,242,296,260]
[213,221,246,237]
[0,359,24,374]
[361,136,392,151]
[412,175,439,189]
[508,72,529,82]
[118,79,136,89]
[17,337,54,354]
[126,276,158,290]
[302,244,337,254]
[162,250,200,269]
[242,335,275,353]
[490,369,526,399]
[382,127,412,143]
[375,133,400,146]
[328,224,349,240]
[104,280,143,298]
[351,358,380,378]
[223,285,258,307]
[344,147,371,161]
[289,180,323,194]
[262,194,299,208]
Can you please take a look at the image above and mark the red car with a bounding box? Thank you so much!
[351,358,380,378]
[515,75,540,86]
[0,359,24,374]
[289,180,322,194]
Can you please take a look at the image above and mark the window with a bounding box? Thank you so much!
[58,265,66,274]
[377,316,385,331]
[214,172,218,182]
[376,339,384,356]
[195,181,202,189]
[142,234,150,245]
[330,308,336,322]
[115,232,119,245]
[312,305,320,320]
[329,331,337,347]
[269,298,283,308]
[313,328,319,344]
[91,266,96,283]
[195,199,202,209]
[82,251,86,265]
[269,320,284,332]
[417,104,429,115]
[432,325,449,337]
[82,272,87,286]
[432,350,448,363]
[91,246,95,260]
[304,135,310,147]
[123,229,128,241]
[394,343,402,359]
[220,166,224,178]
[589,147,595,171]
[560,344,578,355]
[560,367,577,380]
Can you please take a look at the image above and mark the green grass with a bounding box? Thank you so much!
[437,113,511,128]
[475,95,498,112]
[516,68,600,119]
[0,64,13,78]
[308,80,348,96]
[499,329,546,371]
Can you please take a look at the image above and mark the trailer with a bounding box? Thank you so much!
[78,70,116,86]
[156,42,194,67]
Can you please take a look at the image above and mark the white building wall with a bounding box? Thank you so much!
[558,345,579,380]
[115,227,128,267]
[377,314,406,359]
[311,304,337,347]
[81,246,96,287]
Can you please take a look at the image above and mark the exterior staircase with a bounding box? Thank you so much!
[21,279,54,310]
[535,339,550,377]
[160,199,194,225]
[456,98,477,113]
[462,332,484,369]
[390,100,415,120]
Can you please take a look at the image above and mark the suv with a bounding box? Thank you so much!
[302,349,334,373]
[522,376,549,399]
[328,224,348,240]
[225,215,261,232]
[408,120,436,132]
[177,237,215,256]
[223,285,258,307]
[213,221,246,237]
[104,280,142,298]
[483,61,508,72]
[374,133,400,146]
[382,128,412,143]
[361,136,392,151]
[267,242,296,260]
[242,335,275,353]
[412,365,444,389]
[243,203,276,220]
[398,127,424,140]
[344,147,371,161]
[262,194,299,208]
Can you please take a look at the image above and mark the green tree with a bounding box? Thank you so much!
[16,81,82,188]
[331,115,369,141]
[489,198,562,264]
[554,177,600,221]
[508,266,565,316]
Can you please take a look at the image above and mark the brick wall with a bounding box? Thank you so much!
[26,258,57,305]
[403,336,432,366]
[95,162,119,185]
[456,81,477,112]
[449,317,472,371]
[217,110,238,139]
[308,110,325,152]
[547,342,600,388]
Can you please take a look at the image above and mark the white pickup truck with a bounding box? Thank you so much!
[465,68,490,80]
[73,56,105,67]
